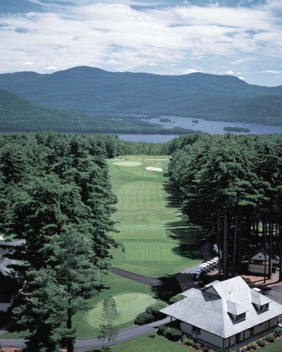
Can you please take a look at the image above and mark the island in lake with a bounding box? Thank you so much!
[159,117,171,123]
[223,126,251,133]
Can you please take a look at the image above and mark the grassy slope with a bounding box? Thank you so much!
[108,159,202,277]
[88,333,193,352]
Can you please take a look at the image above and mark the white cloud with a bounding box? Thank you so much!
[225,70,234,74]
[231,58,255,65]
[43,66,57,71]
[23,62,34,66]
[0,1,281,85]
[182,69,199,74]
[262,70,282,74]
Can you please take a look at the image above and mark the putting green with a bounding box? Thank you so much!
[86,293,156,328]
[113,161,143,167]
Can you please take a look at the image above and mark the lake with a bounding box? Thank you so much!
[117,115,282,143]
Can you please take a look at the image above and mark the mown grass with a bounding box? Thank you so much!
[108,159,203,277]
[74,272,156,338]
[258,339,282,351]
[1,272,155,339]
[87,332,192,352]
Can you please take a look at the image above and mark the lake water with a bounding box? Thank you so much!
[117,115,282,143]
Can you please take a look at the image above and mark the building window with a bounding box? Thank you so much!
[259,303,269,312]
[192,326,201,334]
[235,313,246,321]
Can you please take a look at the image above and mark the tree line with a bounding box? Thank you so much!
[0,132,125,352]
[168,133,282,281]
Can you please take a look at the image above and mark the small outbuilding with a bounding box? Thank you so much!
[248,245,280,275]
[160,276,282,350]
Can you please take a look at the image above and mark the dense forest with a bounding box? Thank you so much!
[0,132,177,351]
[1,67,282,125]
[0,132,121,351]
[168,133,282,281]
[1,131,282,350]
[0,90,197,135]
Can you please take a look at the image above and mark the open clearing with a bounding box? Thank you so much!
[108,159,202,277]
[112,161,143,166]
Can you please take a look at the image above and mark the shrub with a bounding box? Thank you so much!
[149,333,155,338]
[208,350,215,352]
[146,301,167,320]
[250,342,257,350]
[256,339,265,347]
[157,324,167,335]
[246,344,251,351]
[134,312,154,325]
[169,294,184,304]
[265,334,275,343]
[182,336,193,346]
[202,346,209,352]
[163,327,183,341]
[275,327,282,337]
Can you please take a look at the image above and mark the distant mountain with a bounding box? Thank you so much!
[0,66,282,124]
[0,89,196,134]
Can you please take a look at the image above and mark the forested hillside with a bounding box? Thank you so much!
[0,89,196,134]
[168,133,282,281]
[0,66,282,125]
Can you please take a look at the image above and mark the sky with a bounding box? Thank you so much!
[1,0,282,87]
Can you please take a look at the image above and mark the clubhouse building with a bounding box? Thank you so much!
[160,276,282,350]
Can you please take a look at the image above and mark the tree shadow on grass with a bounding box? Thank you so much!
[151,274,182,303]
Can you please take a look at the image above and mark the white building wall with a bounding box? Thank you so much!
[180,322,223,348]
[270,317,278,328]
[254,321,268,334]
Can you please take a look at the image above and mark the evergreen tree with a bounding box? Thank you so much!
[98,296,120,351]
[13,267,67,352]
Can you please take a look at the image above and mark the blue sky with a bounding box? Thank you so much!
[1,0,282,86]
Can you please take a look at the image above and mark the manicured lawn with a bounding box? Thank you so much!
[86,293,156,328]
[74,272,157,338]
[259,339,282,351]
[87,332,192,352]
[108,159,203,277]
[1,273,156,339]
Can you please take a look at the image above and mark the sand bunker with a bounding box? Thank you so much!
[146,167,163,172]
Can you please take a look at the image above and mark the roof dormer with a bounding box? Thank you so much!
[226,299,248,322]
[250,290,271,313]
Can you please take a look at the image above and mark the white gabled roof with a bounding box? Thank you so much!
[160,276,282,339]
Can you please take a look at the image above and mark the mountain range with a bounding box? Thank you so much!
[0,66,282,126]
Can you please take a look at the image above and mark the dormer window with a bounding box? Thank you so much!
[259,303,269,312]
[235,313,246,321]
[250,290,271,313]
